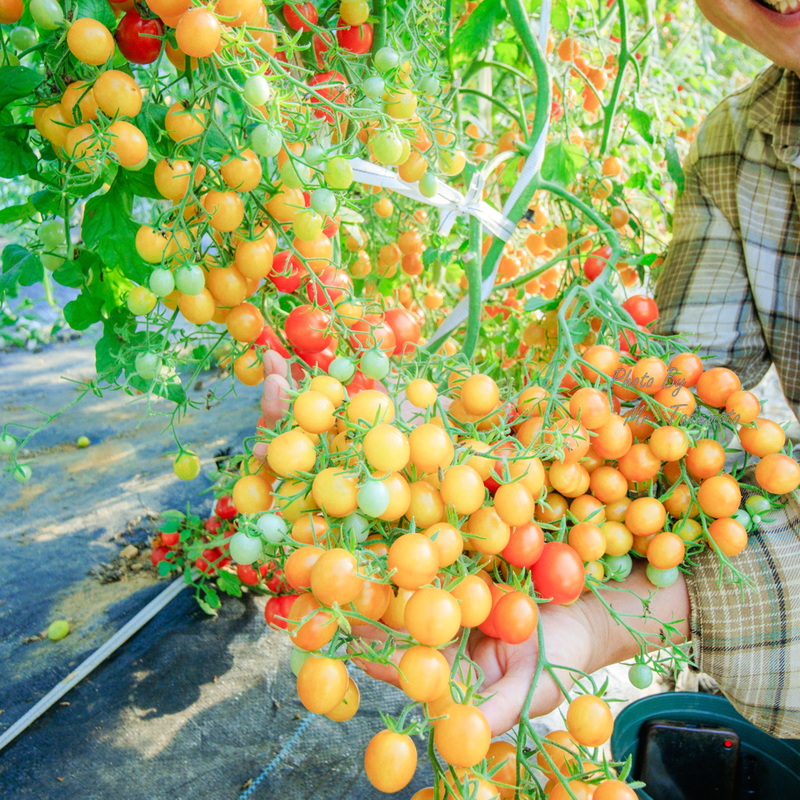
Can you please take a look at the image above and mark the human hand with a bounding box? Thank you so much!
[353,561,691,737]
[353,599,597,738]
[252,350,291,461]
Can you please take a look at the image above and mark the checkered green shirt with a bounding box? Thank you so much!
[655,64,800,737]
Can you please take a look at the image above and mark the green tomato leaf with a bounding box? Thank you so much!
[629,109,654,144]
[523,295,561,313]
[0,201,35,224]
[551,0,570,31]
[665,136,685,194]
[31,189,62,215]
[0,131,36,178]
[3,243,43,287]
[73,0,115,28]
[216,569,243,597]
[82,180,148,283]
[0,66,43,113]
[540,141,586,186]
[422,248,439,268]
[117,163,162,200]
[451,0,507,66]
[64,290,104,330]
[625,171,647,189]
[567,317,590,342]
[52,250,95,289]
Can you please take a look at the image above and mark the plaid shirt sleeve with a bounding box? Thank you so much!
[685,485,800,738]
[653,111,772,389]
[654,69,800,737]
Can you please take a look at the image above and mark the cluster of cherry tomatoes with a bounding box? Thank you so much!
[151,325,791,797]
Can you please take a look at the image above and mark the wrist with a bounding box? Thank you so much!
[579,561,691,670]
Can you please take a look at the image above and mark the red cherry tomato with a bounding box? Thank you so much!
[265,567,287,594]
[312,32,332,68]
[204,516,223,536]
[323,216,340,237]
[622,295,659,326]
[265,594,298,629]
[347,371,375,395]
[151,545,173,568]
[269,251,306,293]
[196,547,224,576]
[237,563,261,586]
[215,495,238,520]
[283,1,317,30]
[255,324,291,358]
[306,267,352,307]
[297,346,336,371]
[285,304,333,354]
[336,20,373,54]
[161,531,180,547]
[583,245,612,282]
[116,10,164,65]
[348,314,396,355]
[307,70,348,123]
[384,307,421,356]
[531,542,584,605]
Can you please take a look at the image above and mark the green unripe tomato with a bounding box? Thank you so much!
[603,553,633,582]
[731,508,752,530]
[310,188,336,216]
[14,464,32,483]
[328,357,356,383]
[243,75,271,106]
[256,513,288,544]
[745,494,772,516]
[47,620,70,641]
[357,480,390,518]
[30,0,64,30]
[373,47,399,73]
[149,268,175,297]
[290,647,311,677]
[251,124,282,158]
[292,209,324,241]
[127,286,157,316]
[135,352,160,380]
[323,157,353,189]
[362,75,385,99]
[419,75,440,96]
[305,145,326,165]
[38,219,64,247]
[645,564,679,588]
[173,451,201,481]
[342,513,370,543]
[418,172,439,198]
[370,129,403,165]
[279,159,309,189]
[229,531,263,565]
[10,26,37,50]
[174,264,205,295]
[359,349,389,381]
[628,663,653,689]
[76,435,90,448]
[41,253,64,271]
[0,433,17,454]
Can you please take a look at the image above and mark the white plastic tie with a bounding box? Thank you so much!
[350,154,518,242]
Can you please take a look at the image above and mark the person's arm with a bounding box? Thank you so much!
[654,134,771,389]
[685,487,800,738]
